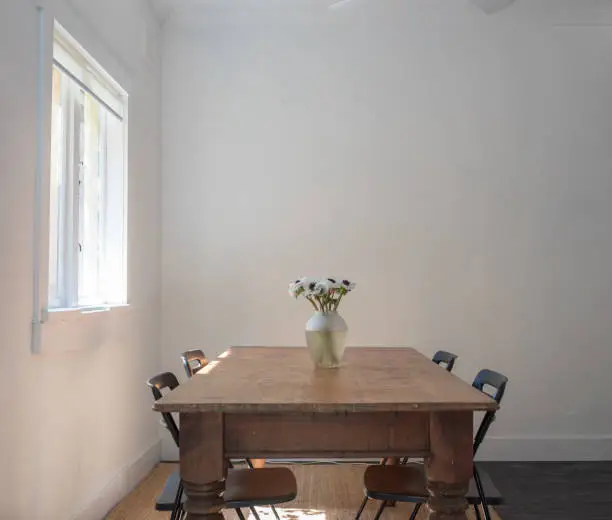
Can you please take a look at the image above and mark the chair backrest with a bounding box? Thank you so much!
[472,369,508,455]
[432,350,458,372]
[180,349,208,378]
[147,372,180,447]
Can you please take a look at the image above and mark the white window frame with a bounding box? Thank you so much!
[47,21,128,311]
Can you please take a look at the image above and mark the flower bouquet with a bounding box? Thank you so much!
[288,277,356,368]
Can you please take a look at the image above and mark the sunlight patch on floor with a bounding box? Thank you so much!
[245,508,327,520]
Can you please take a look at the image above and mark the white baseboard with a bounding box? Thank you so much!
[477,435,612,461]
[161,435,178,461]
[71,440,162,520]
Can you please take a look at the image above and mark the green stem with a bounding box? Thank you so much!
[334,294,344,312]
[306,296,319,311]
[315,296,324,312]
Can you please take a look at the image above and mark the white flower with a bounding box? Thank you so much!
[288,278,306,298]
[303,279,326,298]
[340,279,356,291]
[323,277,341,289]
[299,276,313,287]
[288,276,356,312]
[314,281,330,295]
[321,278,342,298]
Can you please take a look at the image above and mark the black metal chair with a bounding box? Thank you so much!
[147,372,184,520]
[355,369,508,520]
[432,350,458,372]
[180,349,208,378]
[147,372,297,520]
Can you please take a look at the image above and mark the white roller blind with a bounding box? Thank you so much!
[53,23,126,121]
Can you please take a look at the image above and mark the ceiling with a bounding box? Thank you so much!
[149,0,332,22]
[148,0,612,26]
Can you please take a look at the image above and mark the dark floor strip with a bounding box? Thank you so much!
[480,461,612,520]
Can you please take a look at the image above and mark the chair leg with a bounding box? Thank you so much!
[272,505,282,520]
[170,480,184,520]
[473,466,492,520]
[236,508,247,520]
[408,503,422,520]
[373,500,387,520]
[473,504,482,520]
[250,506,262,520]
[355,496,368,520]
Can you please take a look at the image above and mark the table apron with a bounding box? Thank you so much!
[223,411,430,459]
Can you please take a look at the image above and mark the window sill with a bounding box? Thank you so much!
[43,303,130,323]
[38,303,131,354]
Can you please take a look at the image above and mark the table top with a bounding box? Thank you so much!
[154,347,498,413]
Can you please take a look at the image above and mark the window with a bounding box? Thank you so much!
[48,22,128,309]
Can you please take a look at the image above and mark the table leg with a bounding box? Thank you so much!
[425,411,473,520]
[180,412,225,519]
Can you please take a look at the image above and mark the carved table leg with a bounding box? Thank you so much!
[180,412,225,519]
[425,411,473,520]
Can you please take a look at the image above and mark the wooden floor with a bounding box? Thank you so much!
[106,463,501,520]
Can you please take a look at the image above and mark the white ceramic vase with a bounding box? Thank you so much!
[305,311,348,368]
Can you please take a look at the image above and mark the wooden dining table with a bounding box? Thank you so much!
[154,346,497,519]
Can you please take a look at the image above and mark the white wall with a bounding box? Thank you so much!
[162,0,612,461]
[0,0,162,518]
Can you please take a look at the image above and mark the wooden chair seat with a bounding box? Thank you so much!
[224,467,297,507]
[364,463,503,506]
[157,467,297,511]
